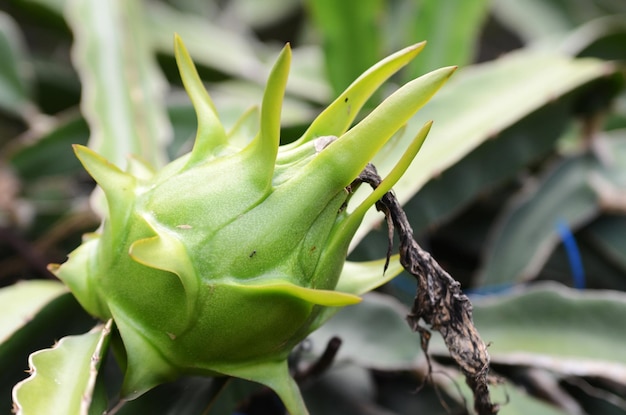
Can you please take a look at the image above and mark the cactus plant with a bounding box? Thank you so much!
[39,35,455,414]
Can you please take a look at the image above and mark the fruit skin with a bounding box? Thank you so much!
[49,35,455,414]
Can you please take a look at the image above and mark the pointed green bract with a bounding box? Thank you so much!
[244,43,291,191]
[306,67,455,192]
[109,300,181,399]
[349,121,433,227]
[336,257,404,296]
[51,238,107,318]
[73,144,136,240]
[52,36,452,414]
[130,229,199,324]
[231,282,361,307]
[174,34,227,165]
[288,42,426,148]
[259,44,291,160]
[214,359,309,415]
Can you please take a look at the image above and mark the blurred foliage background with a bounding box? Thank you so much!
[1,0,626,414]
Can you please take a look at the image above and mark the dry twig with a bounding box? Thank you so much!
[351,164,499,415]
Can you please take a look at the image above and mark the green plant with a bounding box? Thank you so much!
[32,35,452,414]
[2,1,626,414]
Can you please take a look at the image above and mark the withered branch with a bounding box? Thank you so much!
[353,164,499,415]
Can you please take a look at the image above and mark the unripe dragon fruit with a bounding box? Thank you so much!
[49,35,455,414]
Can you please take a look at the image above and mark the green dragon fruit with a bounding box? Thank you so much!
[49,35,455,414]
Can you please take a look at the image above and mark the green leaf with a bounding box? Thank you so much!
[8,114,89,180]
[492,0,626,44]
[308,292,423,370]
[145,2,263,81]
[65,0,171,169]
[598,129,626,188]
[478,155,599,286]
[146,2,329,105]
[402,101,579,234]
[441,375,570,415]
[12,320,112,415]
[479,133,626,286]
[228,0,300,29]
[307,0,382,96]
[429,283,626,413]
[401,0,490,77]
[434,283,626,380]
[561,14,626,59]
[492,0,576,42]
[353,50,615,245]
[0,11,34,118]
[0,280,67,344]
[493,380,571,415]
[583,215,626,273]
[0,288,95,415]
[399,53,612,204]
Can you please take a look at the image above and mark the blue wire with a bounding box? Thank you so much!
[392,219,586,298]
[555,219,585,289]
